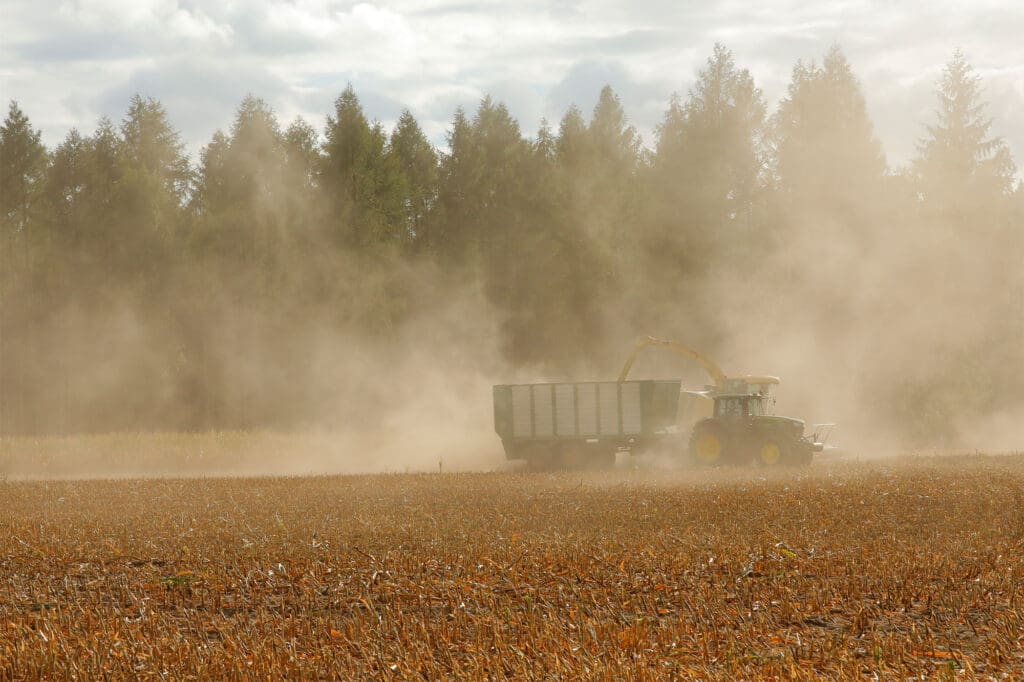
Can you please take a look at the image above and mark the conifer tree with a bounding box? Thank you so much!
[433,99,529,262]
[322,85,405,245]
[651,44,766,265]
[914,50,1016,219]
[773,46,885,208]
[283,117,321,193]
[120,95,191,207]
[281,117,326,246]
[0,102,48,435]
[0,101,48,234]
[389,109,438,244]
[114,95,190,279]
[45,129,89,241]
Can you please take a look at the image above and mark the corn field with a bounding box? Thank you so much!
[3,454,1024,678]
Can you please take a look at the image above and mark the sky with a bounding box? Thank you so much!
[2,0,1023,172]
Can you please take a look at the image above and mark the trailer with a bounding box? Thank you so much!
[493,380,681,468]
[493,337,829,470]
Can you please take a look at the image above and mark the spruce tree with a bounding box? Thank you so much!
[651,44,766,266]
[0,101,48,234]
[322,85,405,245]
[773,46,885,209]
[914,50,1016,218]
[389,110,438,244]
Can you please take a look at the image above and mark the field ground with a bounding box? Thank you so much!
[0,430,492,479]
[3,450,1024,678]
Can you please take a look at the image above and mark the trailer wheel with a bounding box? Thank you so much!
[585,448,616,470]
[554,443,616,471]
[523,445,558,471]
[555,443,583,470]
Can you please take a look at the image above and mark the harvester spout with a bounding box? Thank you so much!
[617,336,729,388]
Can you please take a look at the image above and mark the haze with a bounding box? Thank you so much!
[1,1,1022,475]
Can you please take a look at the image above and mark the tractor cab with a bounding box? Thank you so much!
[713,393,768,419]
[718,376,779,415]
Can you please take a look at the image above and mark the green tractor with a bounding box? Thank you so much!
[688,389,823,467]
[619,337,826,467]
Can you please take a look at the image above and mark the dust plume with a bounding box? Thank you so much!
[1,46,1021,478]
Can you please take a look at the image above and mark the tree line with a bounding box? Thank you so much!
[1,45,1021,447]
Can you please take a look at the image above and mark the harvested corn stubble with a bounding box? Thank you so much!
[2,454,1024,678]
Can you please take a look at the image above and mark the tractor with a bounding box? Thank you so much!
[688,388,822,467]
[619,337,825,467]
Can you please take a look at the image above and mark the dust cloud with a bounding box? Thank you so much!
[1,48,1021,479]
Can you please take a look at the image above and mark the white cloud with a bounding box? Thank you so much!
[1,0,1021,174]
[55,0,233,46]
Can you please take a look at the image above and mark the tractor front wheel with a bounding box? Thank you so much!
[755,439,785,467]
[689,426,727,466]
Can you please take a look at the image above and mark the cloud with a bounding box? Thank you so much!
[95,57,293,147]
[11,0,234,61]
[0,0,1020,174]
[553,61,652,109]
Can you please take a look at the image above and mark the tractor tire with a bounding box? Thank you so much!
[755,438,786,467]
[689,424,728,466]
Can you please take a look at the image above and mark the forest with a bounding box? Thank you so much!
[1,45,1021,449]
